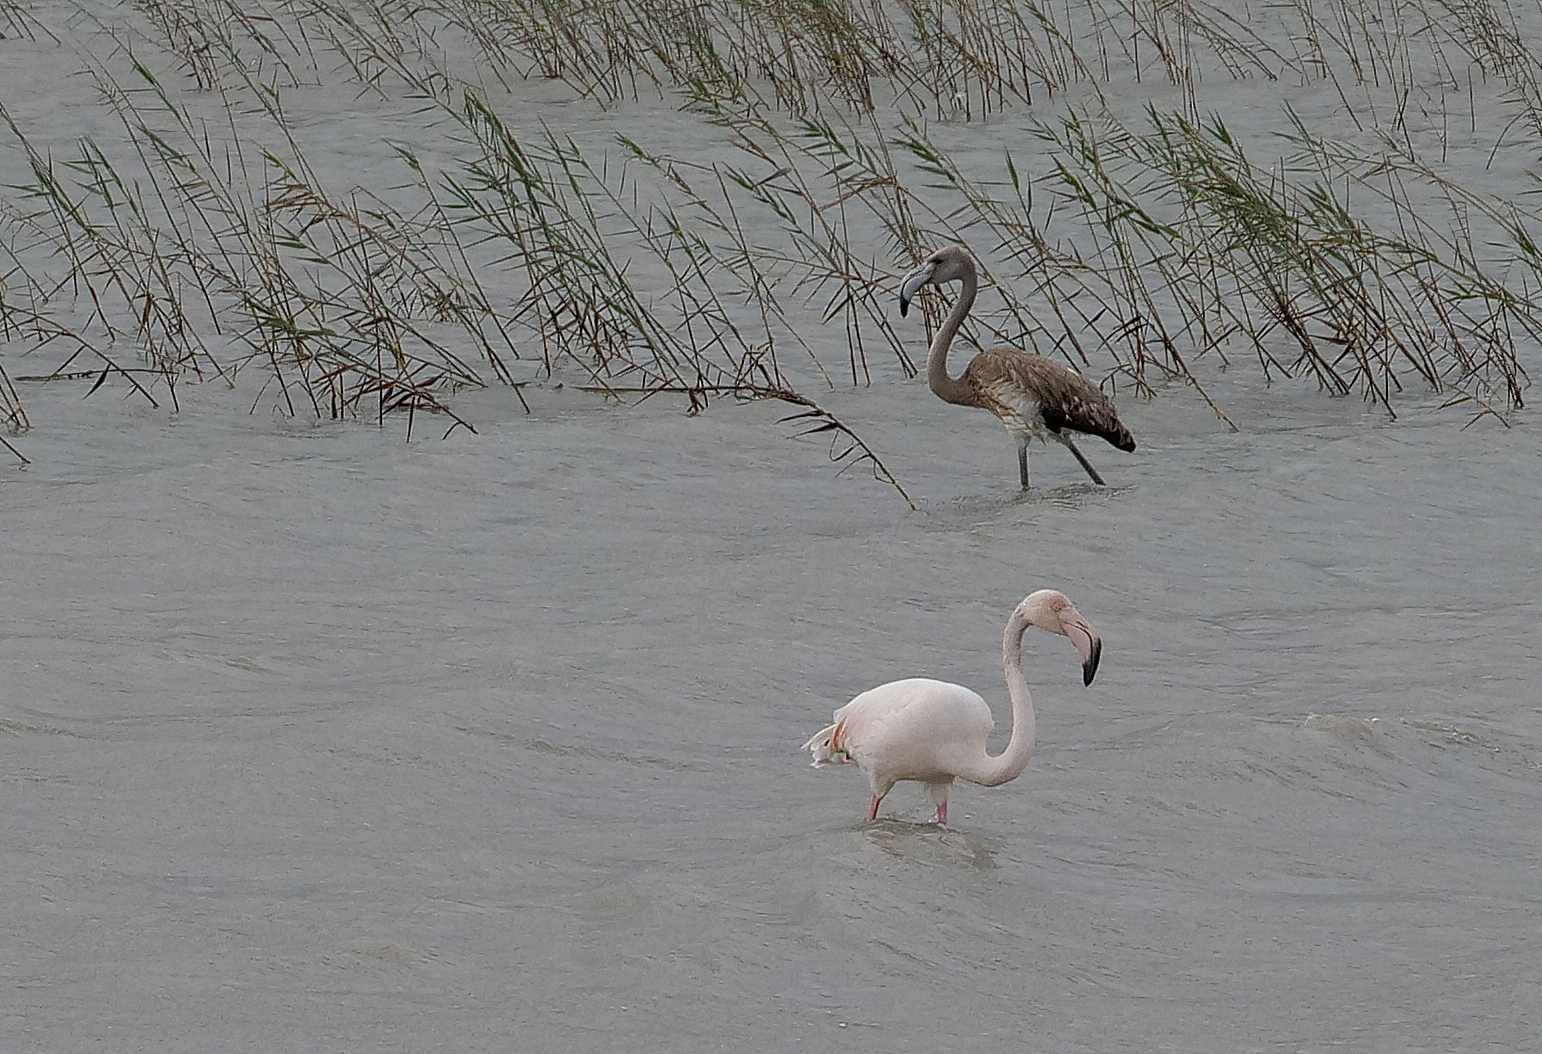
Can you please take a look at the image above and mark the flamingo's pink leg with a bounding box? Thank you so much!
[935,801,948,826]
[867,795,882,822]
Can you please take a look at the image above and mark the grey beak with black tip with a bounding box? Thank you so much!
[898,260,937,318]
[1082,636,1102,687]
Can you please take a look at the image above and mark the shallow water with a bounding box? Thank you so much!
[3,368,1539,1052]
[3,7,1541,1044]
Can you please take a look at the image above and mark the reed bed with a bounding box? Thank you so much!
[1,0,1538,479]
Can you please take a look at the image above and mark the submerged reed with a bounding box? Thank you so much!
[2,0,1538,481]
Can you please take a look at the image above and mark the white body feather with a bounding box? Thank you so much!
[804,678,995,798]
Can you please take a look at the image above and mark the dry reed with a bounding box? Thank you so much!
[3,0,1539,482]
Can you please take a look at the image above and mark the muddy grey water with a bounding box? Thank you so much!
[3,368,1539,1053]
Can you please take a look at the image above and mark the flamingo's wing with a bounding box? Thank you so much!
[804,683,922,766]
[969,349,1135,451]
[833,678,993,769]
[1005,351,1135,450]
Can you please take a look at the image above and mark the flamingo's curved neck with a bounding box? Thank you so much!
[927,264,981,407]
[960,609,1037,787]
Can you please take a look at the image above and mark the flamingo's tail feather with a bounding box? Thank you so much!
[802,721,850,767]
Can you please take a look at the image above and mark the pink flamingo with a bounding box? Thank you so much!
[803,589,1101,826]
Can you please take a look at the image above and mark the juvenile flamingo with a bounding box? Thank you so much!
[900,245,1136,489]
[803,589,1101,826]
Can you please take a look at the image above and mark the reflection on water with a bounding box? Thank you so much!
[865,821,1001,871]
[919,480,1124,519]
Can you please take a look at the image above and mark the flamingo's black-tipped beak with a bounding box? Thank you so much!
[1082,635,1102,686]
[898,261,936,318]
[1065,615,1101,686]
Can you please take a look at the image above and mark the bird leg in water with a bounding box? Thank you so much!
[1053,432,1107,486]
[867,795,884,823]
[927,781,951,826]
[1018,444,1031,490]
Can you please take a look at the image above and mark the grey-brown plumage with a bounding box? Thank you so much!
[899,245,1135,489]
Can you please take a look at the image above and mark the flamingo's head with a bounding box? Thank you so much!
[898,245,976,317]
[1020,589,1103,686]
